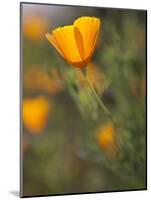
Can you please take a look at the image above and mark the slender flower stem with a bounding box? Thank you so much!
[81,70,124,154]
[80,69,116,125]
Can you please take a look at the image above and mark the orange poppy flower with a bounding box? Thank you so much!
[23,96,51,134]
[23,15,48,41]
[97,122,118,158]
[24,68,63,95]
[97,122,115,148]
[46,16,101,68]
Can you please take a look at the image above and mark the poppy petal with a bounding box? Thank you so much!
[45,33,65,57]
[74,16,100,60]
[52,26,82,64]
[74,27,84,60]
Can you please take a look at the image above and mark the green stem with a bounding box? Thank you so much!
[80,69,115,124]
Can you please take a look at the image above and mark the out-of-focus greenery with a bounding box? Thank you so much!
[22,5,146,197]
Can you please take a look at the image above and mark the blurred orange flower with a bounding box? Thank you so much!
[97,122,115,148]
[23,15,48,41]
[46,16,101,68]
[24,68,63,95]
[23,96,51,134]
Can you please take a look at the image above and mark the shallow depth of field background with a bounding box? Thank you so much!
[21,3,146,197]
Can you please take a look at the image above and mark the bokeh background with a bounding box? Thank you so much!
[21,3,147,197]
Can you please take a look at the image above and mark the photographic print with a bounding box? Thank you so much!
[20,2,147,197]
